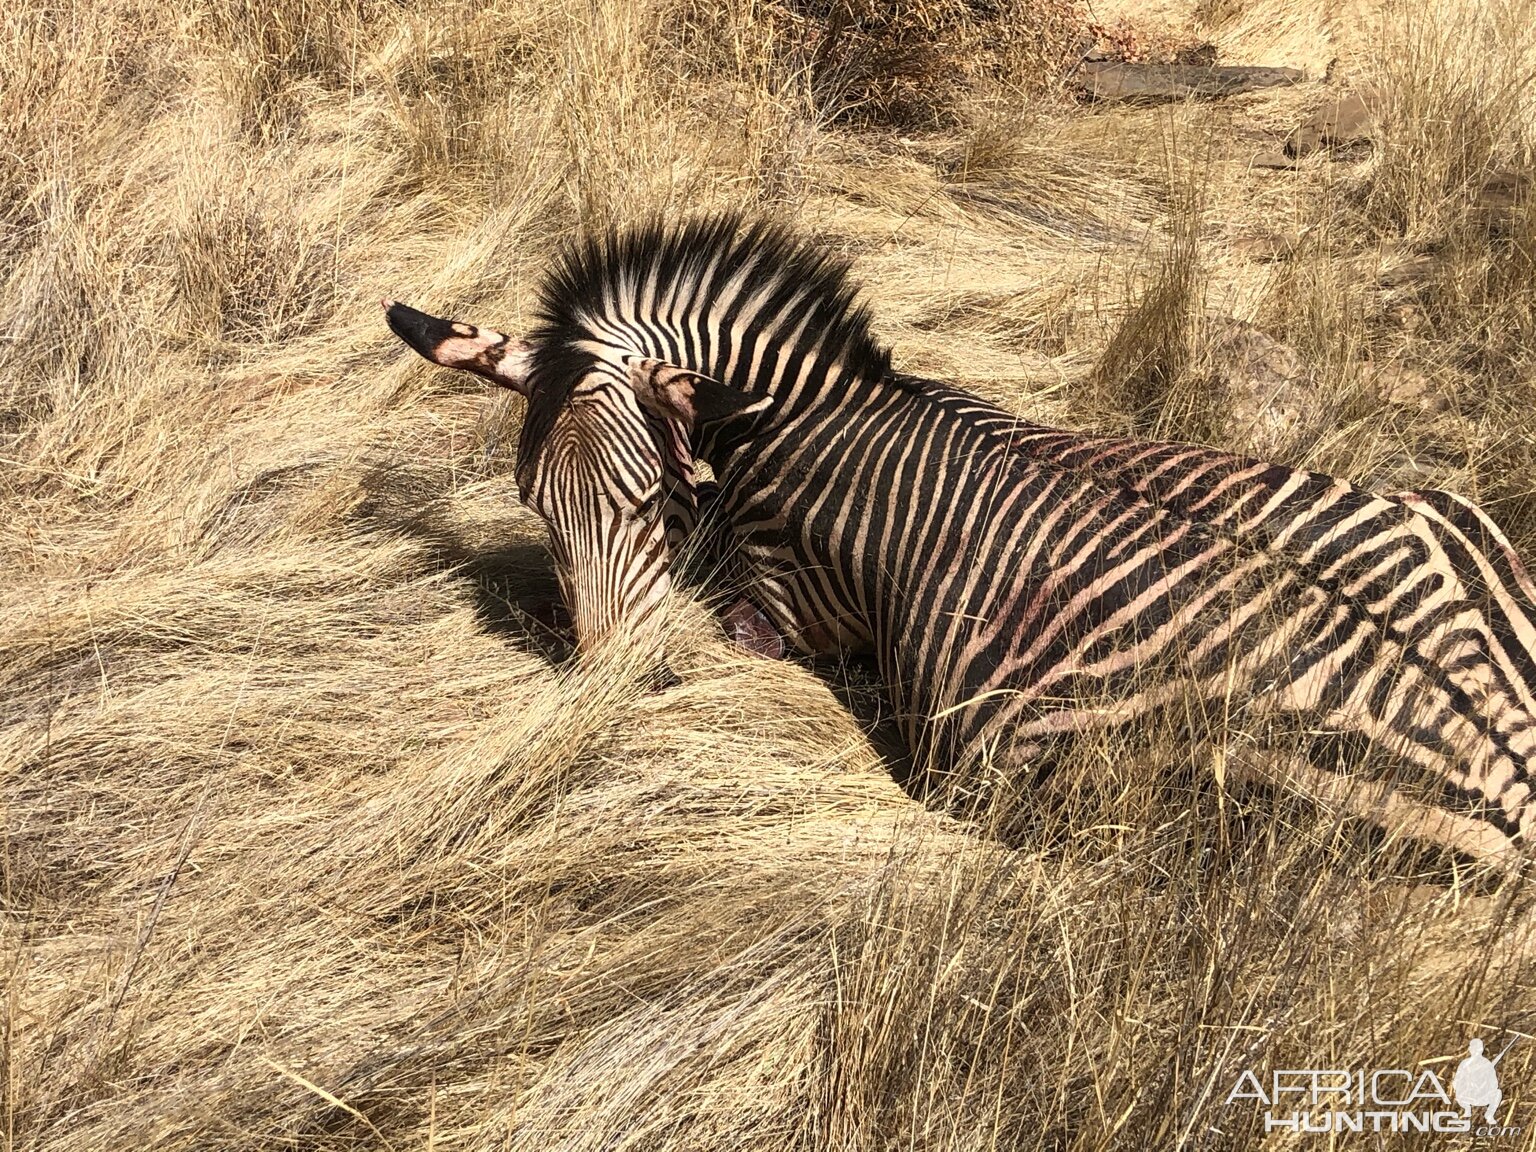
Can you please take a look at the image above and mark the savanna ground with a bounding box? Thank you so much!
[4,0,1536,1147]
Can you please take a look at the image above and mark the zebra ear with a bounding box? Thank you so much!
[627,358,771,430]
[382,299,532,396]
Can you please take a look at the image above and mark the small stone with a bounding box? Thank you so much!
[1232,232,1300,262]
[1074,32,1118,62]
[1361,362,1449,415]
[1477,169,1528,210]
[1385,302,1426,333]
[1470,169,1530,233]
[1202,316,1315,457]
[1250,151,1300,170]
[1286,88,1379,158]
[1378,253,1438,290]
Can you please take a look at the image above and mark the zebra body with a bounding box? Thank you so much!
[710,375,1535,853]
[385,217,1536,863]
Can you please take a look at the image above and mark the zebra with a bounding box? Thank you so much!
[384,214,1536,866]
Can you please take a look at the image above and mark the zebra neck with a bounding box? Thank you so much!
[707,385,1000,744]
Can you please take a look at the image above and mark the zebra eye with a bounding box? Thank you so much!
[631,489,661,520]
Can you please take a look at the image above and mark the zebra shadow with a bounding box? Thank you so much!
[349,462,928,786]
[345,461,923,753]
[349,460,572,665]
[809,651,922,790]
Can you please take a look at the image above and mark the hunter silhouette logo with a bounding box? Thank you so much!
[1224,1035,1524,1137]
[1455,1037,1515,1124]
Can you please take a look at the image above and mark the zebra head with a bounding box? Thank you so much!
[383,299,765,658]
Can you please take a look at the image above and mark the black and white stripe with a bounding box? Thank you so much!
[518,376,674,649]
[419,217,1536,863]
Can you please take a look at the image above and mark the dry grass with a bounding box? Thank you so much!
[4,0,1536,1149]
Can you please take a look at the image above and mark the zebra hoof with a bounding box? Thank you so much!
[723,598,786,660]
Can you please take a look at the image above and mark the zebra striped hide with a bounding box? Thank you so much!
[385,215,1536,867]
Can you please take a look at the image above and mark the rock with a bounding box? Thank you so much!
[1175,41,1219,66]
[1361,362,1449,415]
[1072,62,1304,103]
[1384,302,1426,333]
[1250,151,1299,170]
[1471,168,1530,233]
[1378,253,1438,290]
[1073,31,1119,63]
[1477,169,1528,210]
[1202,317,1315,456]
[1231,231,1300,262]
[1286,88,1379,158]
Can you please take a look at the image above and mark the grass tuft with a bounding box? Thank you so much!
[3,0,1534,1148]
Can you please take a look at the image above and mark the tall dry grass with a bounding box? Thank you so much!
[3,0,1535,1149]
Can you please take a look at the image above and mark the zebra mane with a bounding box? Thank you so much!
[526,213,894,404]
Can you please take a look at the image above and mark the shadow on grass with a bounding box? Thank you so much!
[811,651,919,792]
[351,460,572,664]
